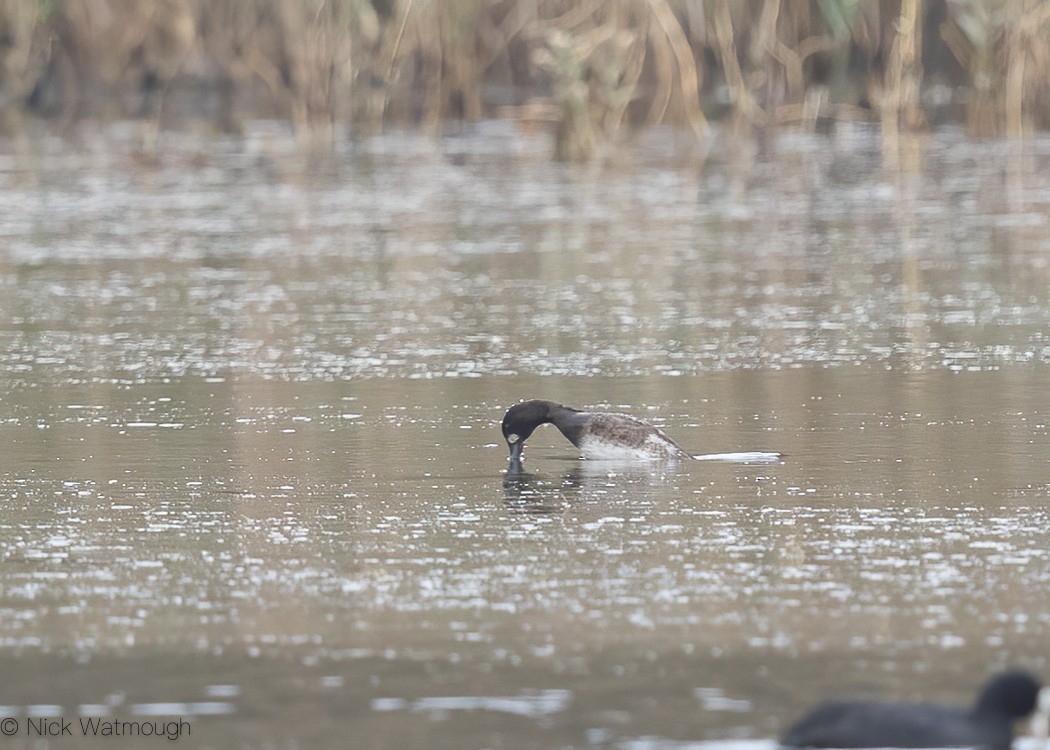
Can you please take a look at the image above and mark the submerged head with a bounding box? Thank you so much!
[501,400,557,461]
[973,670,1042,719]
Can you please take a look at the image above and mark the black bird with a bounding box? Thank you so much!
[780,670,1043,750]
[500,400,690,462]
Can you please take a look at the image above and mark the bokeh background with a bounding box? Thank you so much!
[3,0,1050,150]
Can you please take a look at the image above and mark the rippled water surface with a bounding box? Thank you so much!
[2,123,1050,749]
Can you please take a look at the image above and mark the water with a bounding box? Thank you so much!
[1,121,1050,748]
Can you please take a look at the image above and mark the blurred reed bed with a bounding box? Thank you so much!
[1,0,1049,156]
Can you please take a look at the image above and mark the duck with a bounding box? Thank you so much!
[501,399,691,462]
[779,669,1043,750]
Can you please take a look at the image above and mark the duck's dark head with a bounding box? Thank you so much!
[972,670,1042,719]
[501,400,558,462]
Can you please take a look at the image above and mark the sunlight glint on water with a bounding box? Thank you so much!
[0,123,1049,748]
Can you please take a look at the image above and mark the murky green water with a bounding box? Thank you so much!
[2,123,1050,748]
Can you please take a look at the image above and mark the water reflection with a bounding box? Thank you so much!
[2,124,1050,748]
[2,125,1050,385]
[502,459,563,515]
[371,688,572,719]
[503,455,687,510]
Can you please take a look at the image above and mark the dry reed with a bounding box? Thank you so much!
[0,0,1048,157]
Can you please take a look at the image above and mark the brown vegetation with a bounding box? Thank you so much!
[1,0,1049,156]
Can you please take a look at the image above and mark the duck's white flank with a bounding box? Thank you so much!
[577,429,683,461]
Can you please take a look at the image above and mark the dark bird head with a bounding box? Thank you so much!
[501,400,557,462]
[972,670,1042,719]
